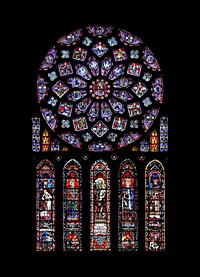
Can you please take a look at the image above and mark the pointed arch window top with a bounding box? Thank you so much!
[91,159,110,171]
[146,159,165,173]
[36,159,54,171]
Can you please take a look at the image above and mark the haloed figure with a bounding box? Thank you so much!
[148,173,161,211]
[148,173,161,189]
[95,178,106,218]
[42,189,52,210]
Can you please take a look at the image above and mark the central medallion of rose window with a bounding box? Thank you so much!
[89,79,111,99]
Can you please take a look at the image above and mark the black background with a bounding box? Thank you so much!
[12,2,182,267]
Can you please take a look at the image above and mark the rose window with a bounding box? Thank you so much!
[37,26,163,151]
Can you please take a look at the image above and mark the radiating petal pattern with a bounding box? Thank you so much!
[36,26,163,151]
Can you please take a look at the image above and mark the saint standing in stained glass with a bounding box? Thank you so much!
[63,159,82,251]
[90,160,110,250]
[145,160,165,251]
[118,159,138,250]
[36,160,55,251]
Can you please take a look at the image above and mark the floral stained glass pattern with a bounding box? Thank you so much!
[63,159,82,251]
[145,160,165,251]
[36,25,164,151]
[90,160,110,250]
[36,160,55,251]
[118,159,138,250]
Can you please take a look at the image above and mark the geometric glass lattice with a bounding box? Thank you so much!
[160,116,168,152]
[91,120,109,137]
[132,82,148,98]
[92,42,108,58]
[52,80,69,98]
[32,114,40,152]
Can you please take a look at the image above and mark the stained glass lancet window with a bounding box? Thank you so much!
[150,129,159,152]
[63,159,82,251]
[36,159,55,251]
[90,160,111,250]
[160,116,168,152]
[118,159,138,250]
[42,130,50,152]
[32,114,40,152]
[145,159,165,251]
